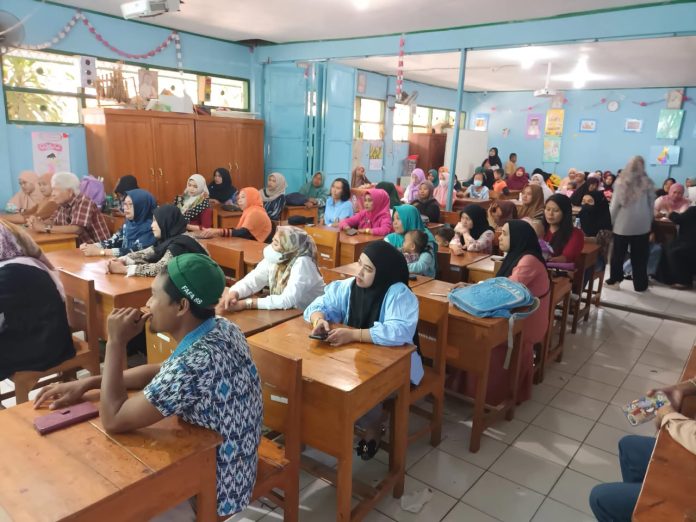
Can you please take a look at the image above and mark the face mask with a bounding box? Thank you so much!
[263,244,284,264]
[473,179,483,187]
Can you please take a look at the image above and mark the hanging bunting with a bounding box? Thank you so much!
[395,33,405,100]
[632,98,663,107]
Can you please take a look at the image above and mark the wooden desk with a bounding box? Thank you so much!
[312,226,383,266]
[217,209,242,229]
[248,317,413,522]
[282,205,319,223]
[0,399,221,521]
[46,249,154,338]
[633,345,696,521]
[437,246,490,282]
[653,218,677,246]
[201,236,265,274]
[327,262,433,288]
[27,229,78,252]
[426,222,444,233]
[146,308,302,364]
[454,198,492,210]
[467,256,502,283]
[413,280,526,453]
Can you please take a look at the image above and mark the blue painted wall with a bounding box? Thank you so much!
[0,0,254,206]
[465,87,695,184]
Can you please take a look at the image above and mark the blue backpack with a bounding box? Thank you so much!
[448,277,540,368]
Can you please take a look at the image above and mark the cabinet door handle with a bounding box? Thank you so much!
[158,168,163,179]
[228,162,232,172]
[150,167,155,179]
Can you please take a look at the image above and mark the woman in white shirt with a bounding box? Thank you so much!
[217,226,324,311]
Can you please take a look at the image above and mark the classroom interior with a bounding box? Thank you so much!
[0,1,695,521]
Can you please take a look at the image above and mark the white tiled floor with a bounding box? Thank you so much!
[3,286,695,522]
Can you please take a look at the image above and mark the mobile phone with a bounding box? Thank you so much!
[408,274,417,280]
[34,401,99,435]
[309,332,329,341]
[344,228,358,236]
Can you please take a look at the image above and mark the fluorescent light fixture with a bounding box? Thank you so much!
[553,54,609,87]
[353,0,370,10]
[497,46,558,71]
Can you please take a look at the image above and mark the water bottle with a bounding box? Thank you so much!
[574,217,581,229]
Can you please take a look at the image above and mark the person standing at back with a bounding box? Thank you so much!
[606,156,655,291]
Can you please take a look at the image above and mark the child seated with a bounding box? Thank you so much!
[492,169,508,193]
[402,229,428,264]
[465,172,490,200]
[434,226,454,248]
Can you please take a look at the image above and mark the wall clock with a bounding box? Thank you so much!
[607,100,620,112]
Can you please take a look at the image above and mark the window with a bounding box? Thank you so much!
[2,48,250,125]
[353,97,384,140]
[391,104,466,141]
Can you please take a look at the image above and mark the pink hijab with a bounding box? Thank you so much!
[7,171,44,211]
[366,188,391,221]
[405,168,426,203]
[656,183,690,214]
[433,171,453,206]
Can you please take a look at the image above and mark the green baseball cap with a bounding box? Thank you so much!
[166,253,225,308]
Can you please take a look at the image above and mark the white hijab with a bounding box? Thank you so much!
[531,174,553,201]
[180,174,209,213]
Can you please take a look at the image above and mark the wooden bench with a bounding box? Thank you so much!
[305,226,340,268]
[249,344,302,522]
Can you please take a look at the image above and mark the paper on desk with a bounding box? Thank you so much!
[399,487,433,513]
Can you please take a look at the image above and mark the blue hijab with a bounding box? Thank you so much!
[123,189,156,252]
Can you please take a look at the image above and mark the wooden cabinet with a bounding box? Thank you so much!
[84,109,264,204]
[195,116,264,189]
[408,133,447,173]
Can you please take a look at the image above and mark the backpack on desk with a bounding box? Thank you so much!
[448,277,539,368]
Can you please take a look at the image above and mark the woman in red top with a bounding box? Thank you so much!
[543,194,584,265]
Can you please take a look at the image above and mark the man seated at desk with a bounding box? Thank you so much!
[589,377,696,522]
[34,254,263,519]
[28,171,110,244]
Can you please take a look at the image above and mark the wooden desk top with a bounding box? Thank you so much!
[329,262,433,288]
[438,246,491,268]
[46,249,154,297]
[217,209,242,218]
[202,236,265,265]
[222,308,302,337]
[311,225,384,244]
[247,316,413,394]
[27,229,78,245]
[0,399,221,522]
[467,256,498,272]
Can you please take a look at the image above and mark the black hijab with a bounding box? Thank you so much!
[544,194,574,257]
[151,204,207,261]
[375,181,402,209]
[114,175,138,197]
[484,147,502,169]
[570,177,600,207]
[208,167,236,203]
[578,192,612,237]
[497,220,545,278]
[347,241,409,329]
[461,204,493,240]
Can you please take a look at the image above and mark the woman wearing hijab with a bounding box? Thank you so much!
[351,165,372,188]
[655,206,696,289]
[413,181,441,223]
[0,220,75,381]
[385,204,437,277]
[506,167,530,191]
[403,168,426,204]
[570,173,602,207]
[375,181,402,211]
[558,168,579,193]
[106,204,207,278]
[603,172,616,202]
[298,171,329,210]
[305,240,423,459]
[531,173,553,201]
[578,191,612,238]
[433,170,457,208]
[427,169,439,187]
[5,173,57,225]
[324,178,354,225]
[5,171,44,214]
[655,177,676,198]
[654,183,690,217]
[260,172,287,221]
[483,147,503,170]
[218,226,325,312]
[174,174,212,228]
[517,184,546,221]
[193,187,273,243]
[338,188,393,236]
[208,167,237,205]
[450,204,495,254]
[114,174,139,208]
[543,194,585,265]
[80,188,157,257]
[607,156,655,291]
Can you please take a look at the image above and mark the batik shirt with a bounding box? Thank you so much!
[143,318,263,516]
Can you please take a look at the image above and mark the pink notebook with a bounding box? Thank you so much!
[33,401,99,435]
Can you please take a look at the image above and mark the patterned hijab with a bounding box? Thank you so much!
[179,174,209,213]
[269,226,319,295]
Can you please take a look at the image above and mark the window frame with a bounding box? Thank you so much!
[391,103,466,141]
[2,48,250,127]
[353,96,385,140]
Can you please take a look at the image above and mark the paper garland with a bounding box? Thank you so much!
[3,10,183,72]
[395,34,405,99]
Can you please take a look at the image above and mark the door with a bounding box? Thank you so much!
[321,63,356,186]
[263,63,308,191]
[105,115,156,195]
[195,120,233,181]
[231,120,264,189]
[151,117,197,204]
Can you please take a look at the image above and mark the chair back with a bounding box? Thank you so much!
[319,266,346,285]
[206,243,245,283]
[441,210,460,226]
[58,270,99,355]
[306,227,340,268]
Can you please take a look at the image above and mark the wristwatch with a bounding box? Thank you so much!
[100,249,105,256]
[245,298,253,310]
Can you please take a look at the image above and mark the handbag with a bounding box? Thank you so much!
[448,277,540,368]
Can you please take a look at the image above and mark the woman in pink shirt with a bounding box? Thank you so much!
[338,188,393,236]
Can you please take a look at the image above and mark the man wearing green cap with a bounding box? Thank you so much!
[34,254,263,518]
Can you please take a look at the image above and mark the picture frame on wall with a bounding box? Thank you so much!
[656,109,684,139]
[579,119,596,133]
[472,113,489,132]
[624,118,643,133]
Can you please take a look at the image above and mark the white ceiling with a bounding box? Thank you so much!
[338,36,696,91]
[53,0,664,43]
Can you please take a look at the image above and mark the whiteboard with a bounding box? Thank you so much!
[444,128,489,183]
